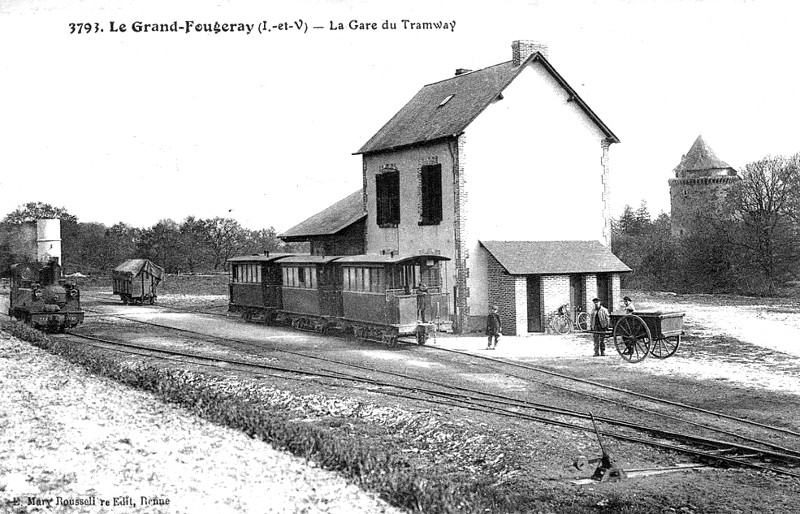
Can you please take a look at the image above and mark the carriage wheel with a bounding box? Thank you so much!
[576,312,590,332]
[650,335,680,359]
[612,315,652,363]
[552,315,571,335]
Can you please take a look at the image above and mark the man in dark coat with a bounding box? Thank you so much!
[590,298,610,356]
[486,305,502,350]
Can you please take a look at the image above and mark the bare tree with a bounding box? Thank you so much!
[729,155,800,294]
[203,217,244,271]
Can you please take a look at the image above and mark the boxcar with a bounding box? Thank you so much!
[112,259,164,305]
[337,254,451,345]
[228,253,293,322]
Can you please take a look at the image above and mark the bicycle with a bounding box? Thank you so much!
[549,304,590,335]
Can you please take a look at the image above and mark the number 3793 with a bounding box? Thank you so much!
[69,22,102,34]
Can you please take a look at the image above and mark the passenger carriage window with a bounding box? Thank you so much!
[256,265,262,283]
[355,268,363,292]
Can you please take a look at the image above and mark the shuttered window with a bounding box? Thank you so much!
[376,171,400,226]
[420,164,442,224]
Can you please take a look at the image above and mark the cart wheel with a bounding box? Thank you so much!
[650,335,680,359]
[613,315,652,363]
[553,315,571,335]
[577,312,589,331]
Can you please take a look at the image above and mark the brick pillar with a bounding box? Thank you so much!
[601,140,612,247]
[583,274,597,314]
[452,136,470,333]
[541,275,570,333]
[514,276,528,336]
[487,252,517,335]
[610,273,622,313]
[583,274,597,312]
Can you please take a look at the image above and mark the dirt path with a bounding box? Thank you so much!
[621,291,800,395]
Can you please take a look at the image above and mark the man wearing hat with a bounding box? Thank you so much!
[590,298,610,356]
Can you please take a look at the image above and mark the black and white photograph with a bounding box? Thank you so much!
[1,0,799,512]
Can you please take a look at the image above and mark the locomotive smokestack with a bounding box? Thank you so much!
[36,219,62,264]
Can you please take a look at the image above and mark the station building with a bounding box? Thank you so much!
[280,40,630,334]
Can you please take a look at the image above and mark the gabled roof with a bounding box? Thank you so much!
[674,135,737,177]
[356,52,619,155]
[480,240,631,275]
[279,190,365,241]
[112,259,165,281]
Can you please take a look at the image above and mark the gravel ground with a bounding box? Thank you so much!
[0,331,400,514]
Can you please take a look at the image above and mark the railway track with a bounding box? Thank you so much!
[59,304,800,479]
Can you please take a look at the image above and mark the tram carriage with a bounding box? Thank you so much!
[337,254,451,346]
[277,255,342,331]
[227,251,452,346]
[228,253,292,322]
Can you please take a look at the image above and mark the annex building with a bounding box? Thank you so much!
[280,40,630,335]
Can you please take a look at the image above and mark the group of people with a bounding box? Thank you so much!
[484,296,636,356]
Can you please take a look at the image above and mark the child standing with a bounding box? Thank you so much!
[486,305,502,349]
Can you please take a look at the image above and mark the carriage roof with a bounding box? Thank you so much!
[335,254,450,265]
[227,253,294,263]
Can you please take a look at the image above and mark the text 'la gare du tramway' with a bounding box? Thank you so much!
[103,19,455,34]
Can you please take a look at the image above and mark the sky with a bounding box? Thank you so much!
[1,0,798,232]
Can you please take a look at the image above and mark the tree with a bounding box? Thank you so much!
[138,219,183,273]
[178,216,211,273]
[3,202,78,224]
[203,217,245,271]
[728,155,800,294]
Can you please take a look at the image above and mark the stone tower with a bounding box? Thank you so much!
[669,135,739,237]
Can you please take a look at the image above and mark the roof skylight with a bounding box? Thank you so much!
[438,94,454,107]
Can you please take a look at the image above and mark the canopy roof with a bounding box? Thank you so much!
[480,241,630,275]
[112,259,165,281]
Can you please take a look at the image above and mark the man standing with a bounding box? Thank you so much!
[485,305,502,350]
[590,298,610,356]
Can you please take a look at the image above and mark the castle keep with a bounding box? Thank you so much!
[669,135,739,237]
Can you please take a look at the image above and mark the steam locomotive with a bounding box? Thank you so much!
[8,258,84,332]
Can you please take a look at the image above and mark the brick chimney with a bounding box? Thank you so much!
[512,40,548,66]
[454,68,472,76]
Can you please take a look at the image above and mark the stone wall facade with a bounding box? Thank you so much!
[669,176,739,237]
